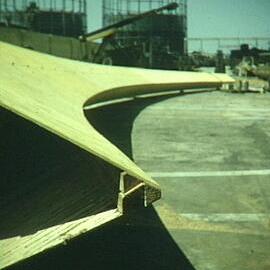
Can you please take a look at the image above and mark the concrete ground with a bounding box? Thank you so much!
[11,89,270,270]
[132,90,270,270]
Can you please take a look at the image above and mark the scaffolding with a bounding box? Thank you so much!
[0,0,87,37]
[102,0,187,55]
[103,0,187,23]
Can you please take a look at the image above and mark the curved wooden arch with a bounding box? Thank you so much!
[0,41,234,268]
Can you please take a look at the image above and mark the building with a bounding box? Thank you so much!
[0,0,86,37]
[102,0,187,69]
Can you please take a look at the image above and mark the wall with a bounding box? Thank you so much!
[0,26,98,61]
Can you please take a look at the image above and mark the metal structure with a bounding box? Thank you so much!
[0,0,87,37]
[188,37,270,53]
[102,0,187,69]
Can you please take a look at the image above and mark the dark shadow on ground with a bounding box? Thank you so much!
[85,89,216,159]
[12,206,195,270]
[85,93,181,158]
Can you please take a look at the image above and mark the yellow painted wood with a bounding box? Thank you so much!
[0,41,234,186]
[0,41,234,269]
[1,210,121,269]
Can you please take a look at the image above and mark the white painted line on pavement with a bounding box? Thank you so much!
[181,213,270,222]
[150,107,270,112]
[149,169,270,178]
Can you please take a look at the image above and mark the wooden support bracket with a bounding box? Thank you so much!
[117,172,161,214]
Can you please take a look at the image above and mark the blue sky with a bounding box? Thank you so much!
[187,0,270,37]
[86,0,270,52]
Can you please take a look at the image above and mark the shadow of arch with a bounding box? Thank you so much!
[84,88,216,158]
[84,93,182,158]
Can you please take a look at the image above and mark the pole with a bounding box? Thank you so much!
[62,0,66,36]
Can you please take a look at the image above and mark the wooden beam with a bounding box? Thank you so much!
[0,41,234,269]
